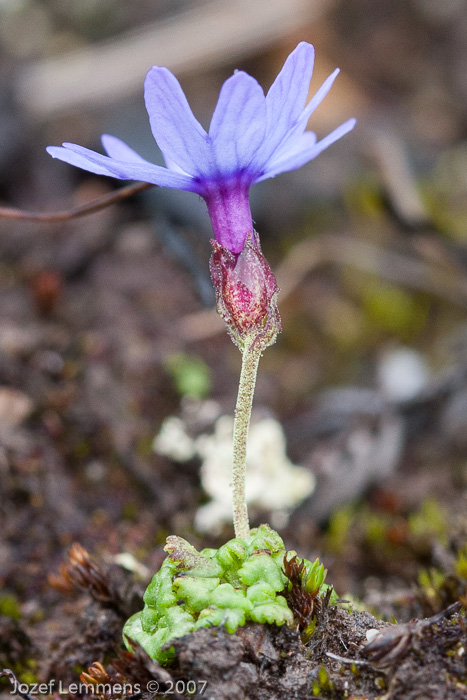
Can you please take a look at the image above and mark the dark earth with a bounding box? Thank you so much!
[2,1,467,699]
[1,176,466,698]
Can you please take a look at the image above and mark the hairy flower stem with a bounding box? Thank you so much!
[232,342,261,539]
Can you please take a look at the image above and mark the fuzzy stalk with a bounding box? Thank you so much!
[232,342,261,539]
[209,232,281,538]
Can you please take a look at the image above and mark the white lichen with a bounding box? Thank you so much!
[194,415,315,533]
[153,416,196,462]
[153,409,315,534]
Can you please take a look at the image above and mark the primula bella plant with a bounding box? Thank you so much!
[48,42,354,660]
[123,525,336,664]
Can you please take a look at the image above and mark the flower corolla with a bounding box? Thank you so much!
[47,42,355,254]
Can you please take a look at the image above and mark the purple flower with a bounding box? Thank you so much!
[47,42,355,255]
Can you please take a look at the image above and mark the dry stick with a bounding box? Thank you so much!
[0,182,153,222]
[326,601,463,671]
[325,652,373,667]
[0,670,36,700]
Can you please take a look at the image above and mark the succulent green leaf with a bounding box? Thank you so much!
[250,600,294,625]
[246,525,285,555]
[162,605,196,633]
[173,575,220,612]
[238,553,286,591]
[143,559,177,611]
[141,606,159,632]
[216,538,248,570]
[124,527,334,663]
[194,606,246,633]
[210,583,253,612]
[148,628,176,664]
[123,612,144,649]
[246,581,276,603]
[164,535,222,577]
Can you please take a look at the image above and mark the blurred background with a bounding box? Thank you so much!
[1,0,467,622]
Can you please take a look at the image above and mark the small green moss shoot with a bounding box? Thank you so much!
[0,593,21,619]
[123,524,335,664]
[312,665,334,696]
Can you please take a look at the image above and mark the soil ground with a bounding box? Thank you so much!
[2,2,467,698]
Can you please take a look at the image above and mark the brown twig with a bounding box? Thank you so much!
[324,602,463,675]
[325,652,373,667]
[362,601,462,670]
[0,670,36,700]
[0,182,153,223]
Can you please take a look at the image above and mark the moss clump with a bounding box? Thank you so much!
[123,525,334,663]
